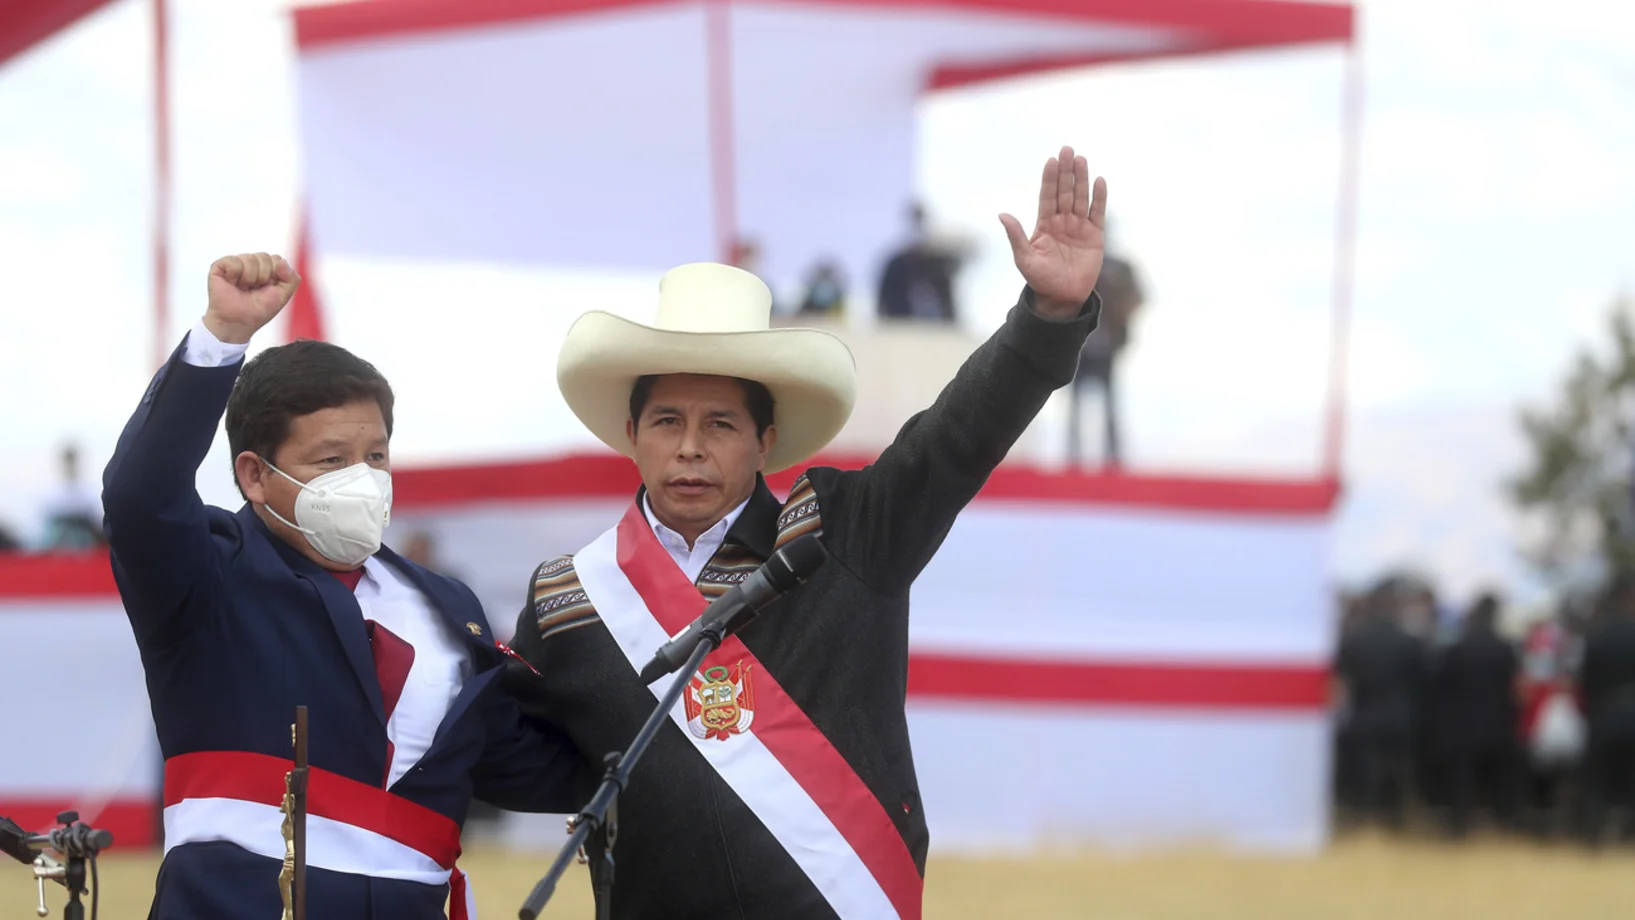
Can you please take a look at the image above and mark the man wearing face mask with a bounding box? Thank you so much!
[101,252,581,920]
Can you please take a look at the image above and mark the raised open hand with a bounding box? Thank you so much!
[204,252,301,344]
[998,146,1107,318]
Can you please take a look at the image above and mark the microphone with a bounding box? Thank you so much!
[1,813,112,862]
[639,534,828,683]
[47,822,113,857]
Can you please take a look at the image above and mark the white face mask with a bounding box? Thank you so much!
[261,459,393,567]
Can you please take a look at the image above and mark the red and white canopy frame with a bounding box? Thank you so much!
[0,3,1357,852]
[286,0,1360,476]
[0,0,1360,478]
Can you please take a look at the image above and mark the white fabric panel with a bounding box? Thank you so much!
[911,505,1334,661]
[0,604,158,794]
[294,1,1179,293]
[297,4,716,269]
[395,499,1333,661]
[906,703,1330,855]
[729,3,1173,295]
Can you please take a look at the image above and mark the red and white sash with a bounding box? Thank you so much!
[573,503,923,920]
[163,750,476,919]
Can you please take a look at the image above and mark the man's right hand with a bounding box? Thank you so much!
[204,252,301,345]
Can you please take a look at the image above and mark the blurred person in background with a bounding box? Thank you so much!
[1336,580,1428,831]
[1065,223,1144,470]
[508,147,1107,919]
[0,521,21,553]
[101,253,579,919]
[39,442,106,551]
[876,201,966,322]
[404,530,435,566]
[402,529,468,583]
[797,259,847,318]
[1332,589,1366,815]
[1398,579,1443,642]
[1519,604,1584,835]
[1577,574,1635,844]
[1429,592,1521,837]
[730,237,781,315]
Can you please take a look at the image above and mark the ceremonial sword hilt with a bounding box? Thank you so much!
[279,707,310,920]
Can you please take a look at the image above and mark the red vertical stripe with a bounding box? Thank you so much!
[152,0,170,371]
[1321,44,1364,477]
[287,209,328,342]
[615,505,924,919]
[704,0,738,263]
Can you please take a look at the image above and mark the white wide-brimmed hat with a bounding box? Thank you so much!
[557,262,857,473]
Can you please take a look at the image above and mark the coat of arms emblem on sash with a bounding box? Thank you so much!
[685,662,755,740]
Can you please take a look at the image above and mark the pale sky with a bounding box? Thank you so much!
[1,0,1632,609]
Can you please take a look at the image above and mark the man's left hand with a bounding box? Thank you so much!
[1000,145,1107,319]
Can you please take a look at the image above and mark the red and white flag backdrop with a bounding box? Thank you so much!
[0,453,1338,854]
[0,0,1356,857]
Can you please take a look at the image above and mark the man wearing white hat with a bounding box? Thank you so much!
[507,147,1107,919]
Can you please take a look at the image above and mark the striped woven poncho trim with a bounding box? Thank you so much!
[530,475,823,642]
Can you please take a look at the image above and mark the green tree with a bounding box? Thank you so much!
[1510,297,1635,584]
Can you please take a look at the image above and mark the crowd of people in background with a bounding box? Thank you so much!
[1335,574,1635,846]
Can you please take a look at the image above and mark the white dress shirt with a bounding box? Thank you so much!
[643,493,751,583]
[181,321,472,788]
[182,318,250,366]
[355,557,473,787]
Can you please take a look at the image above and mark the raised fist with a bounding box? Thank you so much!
[203,252,301,345]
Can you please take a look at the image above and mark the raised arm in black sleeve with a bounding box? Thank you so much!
[806,285,1098,596]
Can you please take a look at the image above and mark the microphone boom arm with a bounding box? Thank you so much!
[519,618,727,920]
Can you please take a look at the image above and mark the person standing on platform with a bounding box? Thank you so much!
[102,253,580,919]
[1066,225,1144,470]
[506,147,1107,919]
[875,202,965,322]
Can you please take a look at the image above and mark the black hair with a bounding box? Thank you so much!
[629,375,774,437]
[225,339,395,498]
[1467,592,1500,630]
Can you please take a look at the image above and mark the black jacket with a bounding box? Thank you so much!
[507,287,1097,919]
[1337,612,1427,738]
[1430,624,1519,753]
[1581,615,1635,740]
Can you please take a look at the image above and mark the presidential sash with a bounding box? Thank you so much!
[573,502,922,920]
[162,750,478,918]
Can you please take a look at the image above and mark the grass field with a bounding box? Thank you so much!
[6,833,1633,919]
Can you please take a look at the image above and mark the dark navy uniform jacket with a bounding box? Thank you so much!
[103,337,581,920]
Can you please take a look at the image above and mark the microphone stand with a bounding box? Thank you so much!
[517,627,721,920]
[27,811,112,920]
